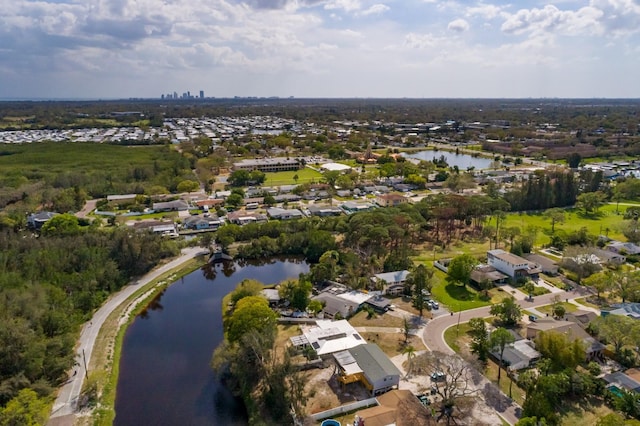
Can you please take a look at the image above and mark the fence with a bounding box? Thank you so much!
[309,397,378,421]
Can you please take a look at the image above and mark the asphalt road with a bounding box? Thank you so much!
[48,247,208,423]
[422,286,591,424]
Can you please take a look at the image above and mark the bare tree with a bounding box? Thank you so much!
[414,351,480,425]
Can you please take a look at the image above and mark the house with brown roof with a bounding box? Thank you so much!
[376,193,408,207]
[526,318,605,362]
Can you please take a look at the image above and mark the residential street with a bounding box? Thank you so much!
[48,247,208,424]
[422,286,593,424]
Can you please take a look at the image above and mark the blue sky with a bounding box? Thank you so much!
[1,0,639,99]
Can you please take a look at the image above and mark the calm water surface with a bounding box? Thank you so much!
[404,150,494,170]
[114,259,310,426]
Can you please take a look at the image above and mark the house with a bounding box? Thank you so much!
[487,249,542,280]
[593,248,627,265]
[603,371,640,394]
[312,292,360,319]
[261,289,281,306]
[354,389,435,426]
[526,319,605,362]
[308,205,343,217]
[365,296,392,312]
[335,344,401,396]
[603,303,640,319]
[607,241,640,256]
[27,211,57,230]
[490,339,541,371]
[341,201,375,214]
[226,211,268,225]
[470,264,509,286]
[372,270,411,295]
[290,319,365,357]
[376,193,408,207]
[195,199,225,209]
[151,223,178,237]
[524,253,559,275]
[266,207,305,220]
[311,285,372,319]
[153,200,189,212]
[182,215,221,230]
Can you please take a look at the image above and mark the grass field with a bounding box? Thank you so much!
[263,167,323,186]
[503,204,635,245]
[0,142,193,198]
[430,269,491,312]
[0,142,177,175]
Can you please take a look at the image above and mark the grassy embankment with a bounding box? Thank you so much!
[90,255,207,426]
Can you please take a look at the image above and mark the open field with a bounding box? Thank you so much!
[263,167,323,186]
[0,142,174,175]
[503,204,634,246]
[413,239,491,264]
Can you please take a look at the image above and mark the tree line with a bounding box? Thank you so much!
[0,215,179,423]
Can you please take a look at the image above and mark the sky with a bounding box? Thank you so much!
[1,0,639,99]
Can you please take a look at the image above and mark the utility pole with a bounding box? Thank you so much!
[456,304,462,337]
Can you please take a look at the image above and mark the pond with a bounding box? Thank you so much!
[403,150,494,170]
[114,258,310,426]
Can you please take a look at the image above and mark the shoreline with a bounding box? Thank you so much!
[48,247,209,426]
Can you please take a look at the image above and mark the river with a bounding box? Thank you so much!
[114,258,310,426]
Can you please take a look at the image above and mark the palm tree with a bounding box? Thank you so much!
[403,345,416,378]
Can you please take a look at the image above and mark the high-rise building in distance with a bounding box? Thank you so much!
[199,90,204,99]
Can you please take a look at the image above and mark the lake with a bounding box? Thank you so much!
[403,150,494,170]
[114,259,310,426]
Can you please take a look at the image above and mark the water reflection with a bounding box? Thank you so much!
[114,259,309,426]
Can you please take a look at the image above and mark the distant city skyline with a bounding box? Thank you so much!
[1,1,640,99]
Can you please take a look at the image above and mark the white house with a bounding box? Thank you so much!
[372,270,410,295]
[487,249,541,279]
[290,320,365,357]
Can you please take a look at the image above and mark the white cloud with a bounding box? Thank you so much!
[501,4,605,36]
[448,18,469,32]
[361,4,390,16]
[324,0,361,12]
[466,3,507,20]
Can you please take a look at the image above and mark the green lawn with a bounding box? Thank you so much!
[263,167,323,186]
[536,301,579,315]
[503,204,634,246]
[443,322,472,353]
[429,269,491,312]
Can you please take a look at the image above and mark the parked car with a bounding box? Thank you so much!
[431,371,445,382]
[427,299,439,310]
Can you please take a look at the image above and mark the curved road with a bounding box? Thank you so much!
[422,286,591,424]
[48,247,208,423]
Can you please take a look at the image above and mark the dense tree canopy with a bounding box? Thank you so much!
[0,227,178,409]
